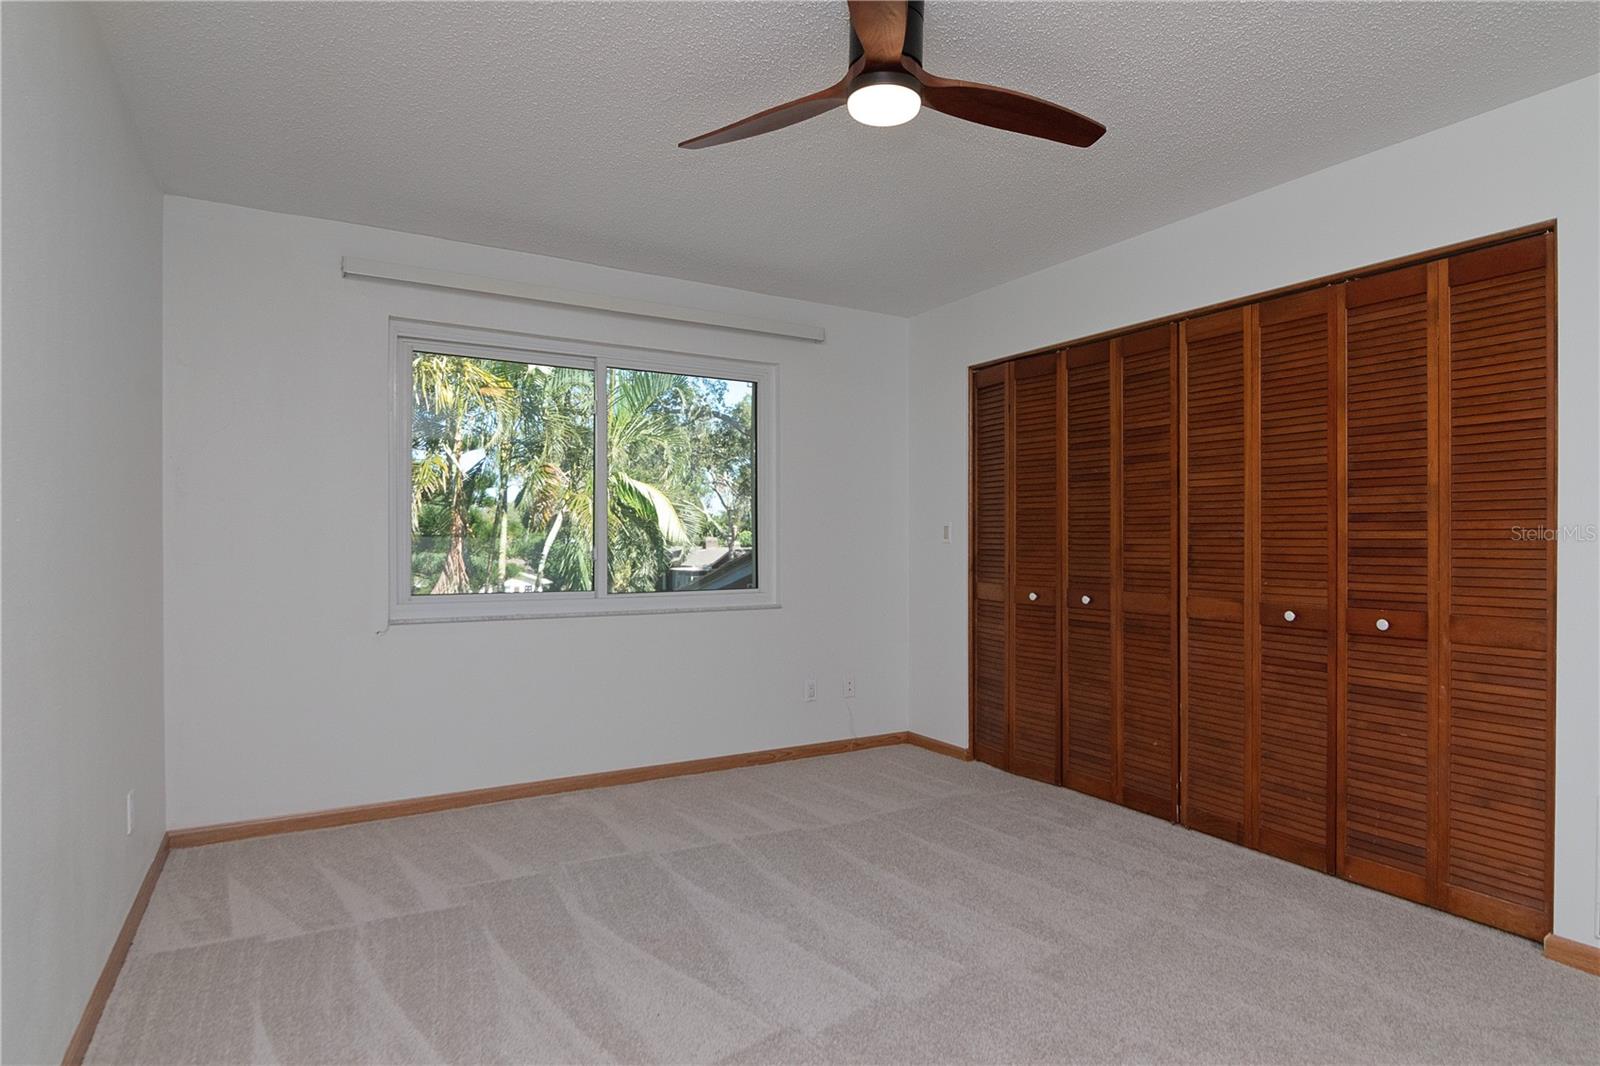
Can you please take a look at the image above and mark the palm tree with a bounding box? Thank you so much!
[411,354,517,594]
[519,369,698,593]
[496,365,595,591]
[604,370,697,591]
[410,359,705,596]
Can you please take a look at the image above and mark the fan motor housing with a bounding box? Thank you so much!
[849,0,924,66]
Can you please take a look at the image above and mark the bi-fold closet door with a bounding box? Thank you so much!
[1341,261,1435,901]
[1180,291,1338,868]
[1340,234,1555,938]
[1174,233,1553,933]
[970,336,1178,807]
[1255,290,1340,871]
[970,230,1553,939]
[1063,328,1180,819]
[969,353,1062,783]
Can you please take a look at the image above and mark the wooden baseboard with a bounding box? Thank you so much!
[61,836,170,1065]
[1544,933,1600,976]
[906,731,974,761]
[168,731,914,848]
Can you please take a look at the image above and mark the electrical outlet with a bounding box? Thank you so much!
[942,523,952,544]
[125,790,134,836]
[803,679,816,702]
[843,676,856,699]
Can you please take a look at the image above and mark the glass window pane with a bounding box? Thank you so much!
[410,352,594,595]
[606,368,756,594]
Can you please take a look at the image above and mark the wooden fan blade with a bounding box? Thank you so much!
[679,60,864,149]
[903,58,1106,148]
[849,1,908,65]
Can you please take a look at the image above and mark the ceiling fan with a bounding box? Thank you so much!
[678,0,1105,149]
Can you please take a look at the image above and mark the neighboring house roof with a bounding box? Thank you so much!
[667,538,753,590]
[680,548,753,591]
[673,544,731,572]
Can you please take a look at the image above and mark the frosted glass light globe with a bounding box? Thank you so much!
[847,81,922,127]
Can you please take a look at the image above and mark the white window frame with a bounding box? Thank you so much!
[390,318,778,622]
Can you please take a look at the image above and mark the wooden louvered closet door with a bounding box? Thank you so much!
[1337,234,1554,938]
[1117,325,1180,819]
[1440,235,1554,938]
[1180,308,1250,842]
[1064,342,1114,799]
[1254,288,1338,870]
[1339,263,1434,903]
[970,363,1010,770]
[971,226,1554,940]
[1008,352,1063,784]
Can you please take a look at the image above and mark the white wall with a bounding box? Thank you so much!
[161,197,911,828]
[908,76,1600,948]
[6,40,1584,1064]
[0,4,167,1062]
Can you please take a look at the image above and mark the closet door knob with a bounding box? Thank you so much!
[1028,592,1038,602]
[1080,594,1092,605]
[1283,610,1296,622]
[1376,617,1390,632]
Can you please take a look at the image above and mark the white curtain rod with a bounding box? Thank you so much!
[340,257,826,343]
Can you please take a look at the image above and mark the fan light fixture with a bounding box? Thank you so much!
[846,71,921,127]
[677,2,1107,151]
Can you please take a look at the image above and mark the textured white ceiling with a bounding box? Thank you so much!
[93,1,1599,315]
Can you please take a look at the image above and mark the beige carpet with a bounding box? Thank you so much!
[89,745,1596,1064]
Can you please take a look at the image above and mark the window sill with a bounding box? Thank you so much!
[387,598,782,625]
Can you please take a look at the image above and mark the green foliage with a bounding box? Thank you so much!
[409,354,754,596]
